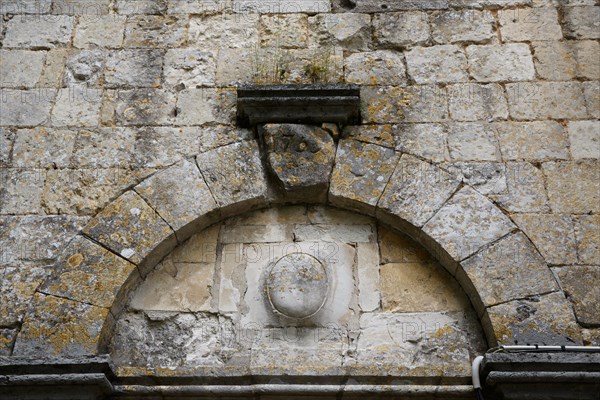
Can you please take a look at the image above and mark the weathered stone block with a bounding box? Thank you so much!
[407,45,469,84]
[330,139,399,214]
[0,128,14,167]
[345,0,448,12]
[41,236,139,309]
[460,233,557,314]
[167,0,225,14]
[443,162,507,196]
[467,43,535,82]
[0,89,56,127]
[344,50,406,85]
[83,190,176,266]
[0,0,52,14]
[175,88,236,126]
[431,9,496,44]
[260,14,308,48]
[13,293,109,356]
[498,7,562,41]
[450,0,531,6]
[308,13,371,52]
[491,161,549,213]
[164,49,216,89]
[362,85,448,123]
[558,266,599,326]
[532,40,600,81]
[294,223,374,243]
[378,154,460,227]
[38,49,68,87]
[513,214,578,265]
[506,82,587,120]
[51,0,110,15]
[196,141,270,215]
[12,128,77,168]
[124,16,186,48]
[51,85,102,127]
[3,15,73,48]
[105,50,164,88]
[356,243,380,312]
[378,225,431,264]
[74,15,126,49]
[584,81,599,118]
[447,122,500,162]
[563,6,600,39]
[189,13,259,49]
[543,161,599,213]
[447,83,508,122]
[485,291,582,346]
[423,186,515,262]
[262,124,335,196]
[116,0,167,14]
[568,121,600,160]
[135,159,219,239]
[342,124,395,149]
[114,89,176,126]
[373,11,430,49]
[233,0,330,13]
[0,50,45,88]
[63,50,104,88]
[495,121,569,161]
[216,48,254,86]
[573,214,599,265]
[0,168,45,214]
[0,328,16,356]
[0,264,47,326]
[71,127,134,168]
[395,123,447,162]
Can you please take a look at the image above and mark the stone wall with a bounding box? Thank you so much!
[0,0,598,367]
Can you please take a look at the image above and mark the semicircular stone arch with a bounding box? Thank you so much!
[13,137,581,359]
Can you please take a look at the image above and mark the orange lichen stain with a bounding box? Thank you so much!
[67,253,84,268]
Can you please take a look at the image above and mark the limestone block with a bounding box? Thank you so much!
[0,89,56,126]
[0,50,45,88]
[172,224,220,264]
[583,329,600,346]
[115,89,176,126]
[563,6,600,39]
[13,293,109,356]
[51,0,110,14]
[447,122,500,162]
[12,128,77,168]
[261,124,335,195]
[116,0,167,14]
[196,126,254,154]
[450,0,531,6]
[308,13,371,52]
[492,162,550,213]
[447,83,508,122]
[381,262,470,312]
[345,50,406,85]
[294,224,374,243]
[0,329,16,356]
[3,15,73,48]
[105,50,164,88]
[584,81,599,118]
[189,13,259,49]
[431,9,496,44]
[356,243,380,312]
[71,127,135,168]
[132,127,203,168]
[175,88,236,126]
[63,50,105,87]
[372,11,430,49]
[339,0,448,12]
[513,214,578,265]
[495,121,569,161]
[42,168,155,216]
[42,236,139,309]
[543,161,599,213]
[74,15,127,49]
[167,0,226,14]
[485,291,582,346]
[196,141,270,215]
[498,7,562,41]
[532,40,600,81]
[0,215,87,266]
[306,206,371,225]
[442,162,507,196]
[38,49,68,87]
[460,233,557,314]
[406,45,468,84]
[130,257,214,312]
[423,186,515,262]
[233,0,330,13]
[83,190,176,266]
[124,16,186,48]
[135,159,219,239]
[395,123,447,162]
[0,0,52,13]
[0,168,45,214]
[378,225,431,264]
[557,266,599,326]
[378,154,460,228]
[506,82,587,120]
[0,128,14,166]
[467,43,535,82]
[342,124,396,149]
[329,139,399,214]
[361,85,448,123]
[51,85,102,127]
[218,243,246,314]
[568,121,600,160]
[354,312,471,377]
[0,264,47,326]
[164,49,216,89]
[573,214,599,265]
[216,48,254,86]
[260,14,308,48]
